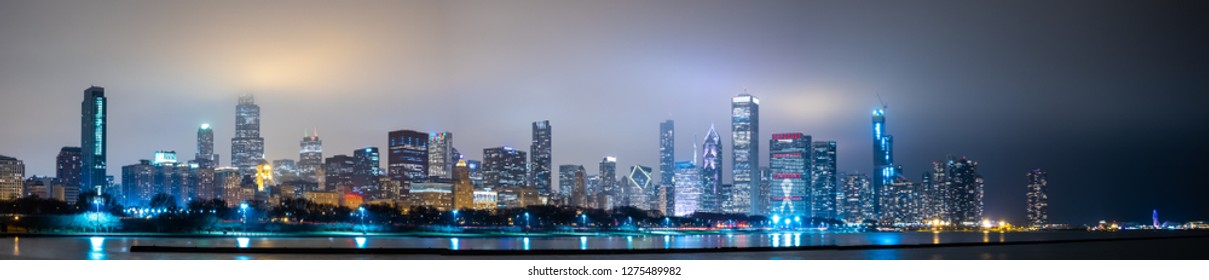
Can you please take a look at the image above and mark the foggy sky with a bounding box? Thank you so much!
[2,0,1207,224]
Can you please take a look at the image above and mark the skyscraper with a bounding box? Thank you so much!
[299,130,323,182]
[700,125,723,213]
[659,119,674,191]
[452,160,474,210]
[195,123,218,168]
[872,108,895,213]
[121,160,155,206]
[231,94,265,176]
[811,141,838,220]
[353,147,381,197]
[56,147,82,188]
[1026,169,1049,227]
[627,165,654,211]
[673,161,702,217]
[388,130,429,185]
[946,157,984,226]
[81,86,107,195]
[839,173,874,223]
[530,121,552,195]
[482,146,527,189]
[324,155,357,192]
[0,155,24,201]
[920,161,949,221]
[879,175,919,226]
[730,93,760,215]
[428,132,454,179]
[558,164,580,197]
[599,156,618,207]
[571,165,587,208]
[769,133,810,218]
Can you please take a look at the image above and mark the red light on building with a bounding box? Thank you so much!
[772,133,803,140]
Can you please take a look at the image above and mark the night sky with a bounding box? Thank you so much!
[1,0,1206,224]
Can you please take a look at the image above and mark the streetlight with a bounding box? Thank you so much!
[451,209,459,227]
[240,202,249,235]
[524,212,531,234]
[358,206,367,234]
[581,214,588,229]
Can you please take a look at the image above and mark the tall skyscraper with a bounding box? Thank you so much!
[839,173,874,223]
[572,165,587,208]
[0,155,24,201]
[530,121,552,195]
[56,147,82,188]
[672,161,702,217]
[872,108,895,214]
[558,164,580,197]
[388,130,429,185]
[945,157,984,226]
[482,146,527,189]
[1026,169,1049,227]
[195,123,218,168]
[299,130,323,182]
[730,93,760,215]
[811,141,838,220]
[466,160,483,188]
[353,147,381,197]
[81,86,107,195]
[324,155,357,192]
[700,125,723,213]
[920,161,949,221]
[659,119,674,190]
[428,132,454,179]
[452,160,474,210]
[231,94,265,176]
[626,165,654,211]
[769,133,810,218]
[879,175,919,226]
[121,160,155,206]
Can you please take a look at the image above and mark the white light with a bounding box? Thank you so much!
[200,123,210,130]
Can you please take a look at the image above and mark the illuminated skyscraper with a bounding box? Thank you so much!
[627,165,654,211]
[673,161,702,217]
[558,164,579,197]
[945,157,984,226]
[452,160,474,210]
[324,155,357,192]
[195,123,218,168]
[388,130,429,185]
[81,86,107,195]
[299,130,323,182]
[1026,169,1048,227]
[353,147,381,197]
[428,132,454,179]
[0,155,24,201]
[700,125,723,213]
[872,108,895,213]
[920,161,949,221]
[811,141,838,220]
[599,156,617,195]
[483,146,527,190]
[839,172,874,223]
[530,121,552,195]
[56,147,82,188]
[879,175,919,226]
[466,160,483,188]
[231,94,265,177]
[121,160,155,206]
[659,119,674,190]
[571,165,587,208]
[769,133,810,218]
[730,93,760,215]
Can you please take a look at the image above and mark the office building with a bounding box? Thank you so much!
[0,155,24,200]
[56,147,82,188]
[673,161,702,217]
[81,86,108,195]
[1026,169,1048,227]
[231,94,265,177]
[700,125,723,213]
[730,93,760,215]
[659,119,674,192]
[299,130,323,182]
[428,132,454,179]
[839,173,874,223]
[811,141,838,220]
[483,146,527,190]
[388,130,429,186]
[769,133,810,218]
[452,160,474,210]
[353,147,381,197]
[530,121,552,195]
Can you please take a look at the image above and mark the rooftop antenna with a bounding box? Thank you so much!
[876,93,889,110]
[692,133,699,165]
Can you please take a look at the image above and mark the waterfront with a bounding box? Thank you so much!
[2,231,1206,260]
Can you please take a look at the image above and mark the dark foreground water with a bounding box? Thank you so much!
[2,231,1207,260]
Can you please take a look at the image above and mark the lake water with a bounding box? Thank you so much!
[1,231,1205,260]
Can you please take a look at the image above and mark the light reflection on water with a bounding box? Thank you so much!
[449,238,459,250]
[354,237,367,248]
[236,237,250,248]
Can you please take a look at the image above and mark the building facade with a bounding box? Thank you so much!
[659,119,674,194]
[530,121,552,195]
[672,161,702,217]
[839,173,875,223]
[231,94,265,177]
[769,133,810,218]
[452,160,474,210]
[299,130,323,183]
[483,146,527,190]
[730,93,760,215]
[1026,169,1048,227]
[700,125,723,213]
[388,130,429,187]
[428,132,454,179]
[0,155,24,200]
[56,147,82,188]
[872,108,895,214]
[811,141,838,220]
[81,86,108,195]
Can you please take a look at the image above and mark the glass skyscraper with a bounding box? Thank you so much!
[56,146,82,188]
[1026,169,1048,227]
[81,86,107,195]
[672,161,702,217]
[388,130,429,185]
[353,147,381,197]
[231,94,265,177]
[530,121,552,195]
[730,93,760,215]
[811,141,838,220]
[428,132,454,179]
[659,119,674,188]
[626,165,654,211]
[700,125,723,213]
[299,130,323,182]
[769,133,809,218]
[482,146,527,190]
[839,172,875,223]
[945,157,984,226]
[872,108,895,214]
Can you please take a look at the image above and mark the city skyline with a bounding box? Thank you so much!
[2,1,1207,224]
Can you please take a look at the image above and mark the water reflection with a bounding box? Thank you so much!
[663,235,670,249]
[12,237,17,256]
[626,236,633,250]
[579,236,588,250]
[933,232,940,244]
[354,237,367,248]
[983,231,989,243]
[523,237,530,251]
[449,238,459,250]
[236,237,250,248]
[88,237,105,260]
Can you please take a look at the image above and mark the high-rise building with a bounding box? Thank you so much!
[121,160,156,206]
[599,156,617,196]
[673,161,702,217]
[811,141,838,220]
[214,167,242,207]
[272,159,298,180]
[299,130,323,182]
[466,160,483,188]
[530,121,552,195]
[231,94,265,176]
[1026,169,1048,227]
[919,161,949,221]
[56,147,82,188]
[872,108,895,214]
[483,146,527,190]
[353,147,381,197]
[700,125,723,213]
[0,155,25,200]
[626,165,654,211]
[428,132,454,179]
[388,130,429,187]
[452,160,474,210]
[730,93,760,215]
[558,164,580,197]
[839,173,874,223]
[81,86,108,195]
[945,157,984,226]
[196,123,218,168]
[324,155,357,193]
[571,165,587,208]
[659,119,674,190]
[879,175,919,226]
[769,133,810,218]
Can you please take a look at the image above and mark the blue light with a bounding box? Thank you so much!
[523,237,530,250]
[771,215,781,225]
[236,237,250,248]
[354,237,367,248]
[89,237,105,251]
[580,236,588,250]
[450,238,459,250]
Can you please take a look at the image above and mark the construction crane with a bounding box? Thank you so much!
[876,93,889,110]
